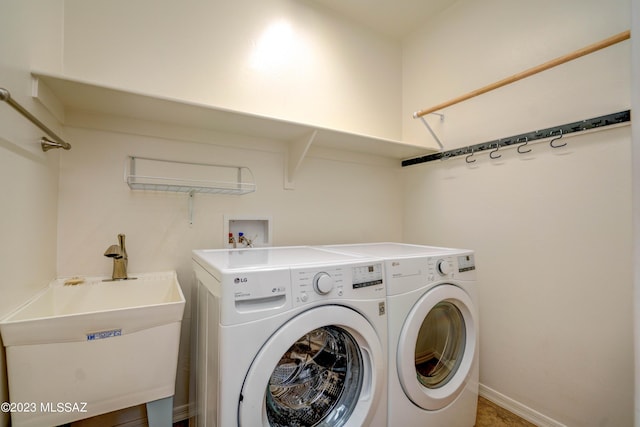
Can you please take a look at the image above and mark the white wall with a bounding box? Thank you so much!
[62,0,403,142]
[55,120,404,413]
[631,0,640,424]
[0,2,64,426]
[402,0,633,425]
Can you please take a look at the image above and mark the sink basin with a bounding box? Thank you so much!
[0,271,185,426]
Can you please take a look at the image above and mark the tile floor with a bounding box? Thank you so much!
[172,397,536,427]
[475,396,537,427]
[63,395,532,426]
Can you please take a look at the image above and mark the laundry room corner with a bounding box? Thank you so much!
[401,0,634,425]
[1,0,637,425]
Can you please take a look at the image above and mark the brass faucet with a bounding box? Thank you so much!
[104,234,129,280]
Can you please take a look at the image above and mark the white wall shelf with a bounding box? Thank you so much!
[31,72,435,167]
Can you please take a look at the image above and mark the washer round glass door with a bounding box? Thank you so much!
[397,284,477,411]
[239,305,384,427]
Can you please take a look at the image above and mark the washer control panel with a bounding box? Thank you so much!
[436,259,453,276]
[313,272,334,295]
[351,263,383,289]
[292,262,384,306]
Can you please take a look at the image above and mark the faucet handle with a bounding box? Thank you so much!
[104,244,124,259]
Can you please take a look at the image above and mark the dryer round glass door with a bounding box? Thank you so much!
[397,284,477,411]
[239,305,385,427]
[415,301,465,388]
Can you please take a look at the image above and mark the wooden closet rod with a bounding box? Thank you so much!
[413,30,631,118]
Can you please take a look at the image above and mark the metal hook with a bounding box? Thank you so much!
[489,143,501,159]
[465,147,476,163]
[516,136,531,154]
[549,129,566,148]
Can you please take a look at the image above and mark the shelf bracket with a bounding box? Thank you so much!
[284,130,317,190]
[417,114,445,151]
[188,190,195,226]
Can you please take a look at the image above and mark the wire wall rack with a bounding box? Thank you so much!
[125,156,256,225]
[125,156,256,195]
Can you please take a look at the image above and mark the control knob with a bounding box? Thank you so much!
[436,259,452,276]
[313,272,334,295]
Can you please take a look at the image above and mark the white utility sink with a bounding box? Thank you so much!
[0,271,185,427]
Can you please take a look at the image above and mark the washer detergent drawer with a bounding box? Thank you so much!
[193,261,293,325]
[221,269,292,325]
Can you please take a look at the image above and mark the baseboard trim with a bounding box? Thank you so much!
[68,402,193,427]
[172,403,192,423]
[479,384,567,427]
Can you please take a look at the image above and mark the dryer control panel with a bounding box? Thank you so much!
[457,253,476,272]
[427,253,476,281]
[291,262,384,306]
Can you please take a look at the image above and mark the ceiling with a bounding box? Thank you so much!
[307,0,459,40]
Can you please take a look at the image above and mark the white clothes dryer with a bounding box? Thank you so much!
[323,243,479,427]
[191,246,388,427]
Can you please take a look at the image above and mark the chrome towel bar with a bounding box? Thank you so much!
[0,87,71,151]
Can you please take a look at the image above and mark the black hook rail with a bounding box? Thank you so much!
[402,110,631,167]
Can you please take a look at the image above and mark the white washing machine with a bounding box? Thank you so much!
[192,246,388,427]
[323,243,479,427]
